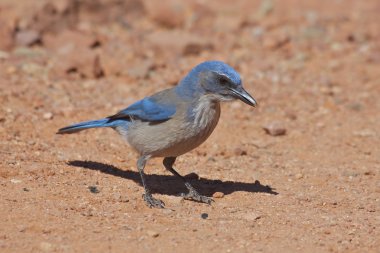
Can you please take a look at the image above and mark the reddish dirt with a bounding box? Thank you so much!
[0,0,379,252]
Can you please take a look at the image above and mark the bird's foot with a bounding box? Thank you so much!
[143,193,165,208]
[181,189,214,205]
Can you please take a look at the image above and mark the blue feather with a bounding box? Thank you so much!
[109,97,176,121]
[57,118,128,134]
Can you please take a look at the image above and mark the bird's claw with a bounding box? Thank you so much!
[143,193,165,208]
[180,190,214,205]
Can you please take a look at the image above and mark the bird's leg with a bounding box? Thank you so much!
[137,156,165,208]
[163,157,213,204]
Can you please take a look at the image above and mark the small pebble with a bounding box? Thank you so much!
[201,213,208,219]
[11,179,22,184]
[161,208,173,215]
[234,147,247,156]
[263,122,287,136]
[88,186,100,194]
[15,30,41,47]
[112,193,128,202]
[353,129,375,137]
[295,173,303,179]
[43,112,53,120]
[243,213,262,221]
[147,230,159,238]
[285,111,297,120]
[212,192,224,198]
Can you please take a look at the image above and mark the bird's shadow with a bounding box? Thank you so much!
[68,160,278,197]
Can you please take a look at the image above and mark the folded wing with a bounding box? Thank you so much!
[108,96,176,122]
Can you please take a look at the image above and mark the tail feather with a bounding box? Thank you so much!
[57,118,127,134]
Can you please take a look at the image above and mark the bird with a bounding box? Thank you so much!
[57,61,257,208]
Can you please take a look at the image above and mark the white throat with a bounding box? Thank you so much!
[193,94,221,129]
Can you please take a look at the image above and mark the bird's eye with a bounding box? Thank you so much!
[219,76,229,85]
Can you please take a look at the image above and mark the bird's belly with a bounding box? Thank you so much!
[124,102,221,157]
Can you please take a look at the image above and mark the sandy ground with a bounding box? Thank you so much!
[0,0,379,252]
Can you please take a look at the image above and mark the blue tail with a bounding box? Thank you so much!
[57,118,128,134]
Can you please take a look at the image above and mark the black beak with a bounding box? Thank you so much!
[229,87,257,107]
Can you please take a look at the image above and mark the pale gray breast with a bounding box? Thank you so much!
[123,95,221,157]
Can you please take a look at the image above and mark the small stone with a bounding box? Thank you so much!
[112,193,121,201]
[201,213,208,219]
[295,173,303,179]
[10,179,22,184]
[127,60,154,79]
[243,213,261,221]
[285,111,297,120]
[234,147,247,156]
[147,30,213,57]
[263,122,286,136]
[161,208,173,215]
[147,230,159,238]
[183,42,214,56]
[331,42,343,52]
[45,30,101,78]
[207,157,216,162]
[353,129,375,137]
[116,156,126,162]
[212,192,224,198]
[347,102,363,111]
[325,86,342,96]
[119,196,129,203]
[88,186,100,194]
[15,30,41,47]
[43,112,53,120]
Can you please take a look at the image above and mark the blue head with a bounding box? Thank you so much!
[176,61,257,107]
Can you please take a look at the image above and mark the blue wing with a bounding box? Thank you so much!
[109,96,176,122]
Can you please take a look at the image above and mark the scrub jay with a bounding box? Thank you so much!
[58,61,257,208]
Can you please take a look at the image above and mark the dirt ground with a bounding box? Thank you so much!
[0,0,379,252]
